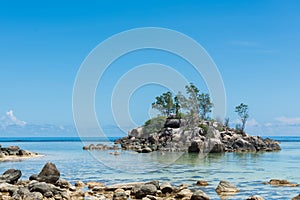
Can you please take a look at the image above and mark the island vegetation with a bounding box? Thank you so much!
[115,83,280,154]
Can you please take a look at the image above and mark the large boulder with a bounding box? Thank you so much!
[0,169,22,184]
[129,127,145,138]
[247,196,265,200]
[292,194,300,200]
[165,119,181,128]
[215,180,239,194]
[36,162,60,184]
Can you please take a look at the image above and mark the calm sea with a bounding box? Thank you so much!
[0,136,299,199]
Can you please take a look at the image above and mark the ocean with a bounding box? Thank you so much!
[0,136,299,199]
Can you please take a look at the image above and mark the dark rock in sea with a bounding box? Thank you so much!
[160,182,173,194]
[196,180,209,186]
[215,180,239,194]
[247,195,265,200]
[36,162,60,184]
[0,169,22,184]
[268,179,299,187]
[190,190,210,200]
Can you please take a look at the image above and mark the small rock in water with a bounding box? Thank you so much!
[268,179,299,187]
[196,180,209,186]
[247,195,265,200]
[0,169,22,184]
[215,180,239,194]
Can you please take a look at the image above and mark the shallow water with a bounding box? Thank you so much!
[0,138,299,199]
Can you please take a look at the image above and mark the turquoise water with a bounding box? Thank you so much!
[0,137,299,199]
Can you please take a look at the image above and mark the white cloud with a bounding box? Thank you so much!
[246,118,260,127]
[0,110,27,128]
[275,116,300,126]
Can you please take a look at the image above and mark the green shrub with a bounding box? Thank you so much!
[144,116,166,135]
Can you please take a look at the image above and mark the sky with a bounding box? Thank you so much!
[0,0,300,137]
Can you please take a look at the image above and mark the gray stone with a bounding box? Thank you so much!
[0,169,22,184]
[37,162,60,184]
[160,182,173,194]
[215,180,239,194]
[247,195,265,200]
[190,190,210,200]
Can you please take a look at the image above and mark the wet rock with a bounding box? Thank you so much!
[292,194,300,200]
[75,180,85,188]
[106,182,145,191]
[36,162,60,184]
[190,190,210,200]
[0,169,22,184]
[175,188,193,198]
[55,178,71,189]
[215,180,239,194]
[268,179,298,187]
[196,180,208,186]
[132,183,157,198]
[247,195,265,200]
[113,188,127,200]
[160,182,173,194]
[0,182,18,195]
[86,181,105,189]
[141,147,152,153]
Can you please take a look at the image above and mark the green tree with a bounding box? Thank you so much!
[198,93,213,120]
[152,91,174,116]
[235,103,249,133]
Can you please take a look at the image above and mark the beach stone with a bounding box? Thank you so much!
[55,178,71,189]
[215,180,239,194]
[75,180,85,188]
[176,189,193,198]
[113,188,127,200]
[132,183,157,198]
[190,190,210,200]
[0,169,22,184]
[160,182,173,194]
[247,195,265,200]
[292,194,300,200]
[196,180,208,186]
[87,181,105,189]
[37,162,60,184]
[0,182,18,194]
[146,180,160,189]
[106,182,145,191]
[268,179,299,187]
[29,181,52,194]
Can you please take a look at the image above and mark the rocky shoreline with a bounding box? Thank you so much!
[0,162,299,200]
[114,119,281,154]
[0,145,39,162]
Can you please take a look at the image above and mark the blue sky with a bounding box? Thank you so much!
[0,0,300,137]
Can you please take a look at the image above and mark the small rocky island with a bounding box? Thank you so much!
[0,145,39,162]
[114,85,281,154]
[114,117,281,154]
